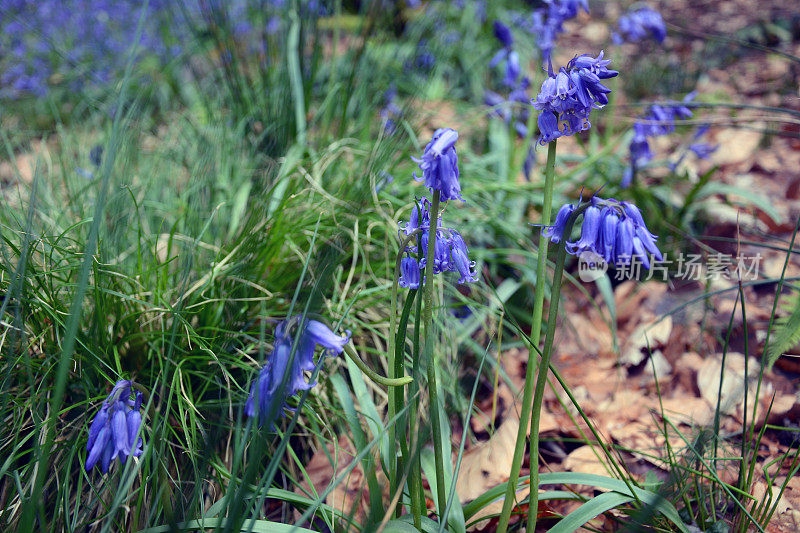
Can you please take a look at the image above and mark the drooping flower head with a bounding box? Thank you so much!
[533,51,617,146]
[413,128,462,201]
[544,196,662,269]
[398,127,477,287]
[86,380,144,474]
[613,6,666,44]
[246,317,351,426]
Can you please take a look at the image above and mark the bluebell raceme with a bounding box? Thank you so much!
[86,380,144,474]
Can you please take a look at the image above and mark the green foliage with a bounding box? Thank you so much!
[766,291,800,370]
[1,1,798,532]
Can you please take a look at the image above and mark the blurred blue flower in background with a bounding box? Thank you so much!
[613,6,666,44]
[86,380,144,474]
[0,0,185,99]
[493,20,514,48]
[380,86,402,135]
[246,318,351,426]
[512,0,588,62]
[625,92,717,185]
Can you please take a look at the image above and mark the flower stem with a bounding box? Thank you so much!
[526,217,571,533]
[410,269,425,528]
[423,189,448,519]
[388,228,422,503]
[496,139,557,533]
[344,345,412,387]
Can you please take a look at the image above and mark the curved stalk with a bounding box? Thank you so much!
[344,345,412,387]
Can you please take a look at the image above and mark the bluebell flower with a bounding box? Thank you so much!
[484,90,511,123]
[532,51,616,145]
[246,318,351,426]
[376,171,394,194]
[549,196,662,269]
[400,196,431,239]
[399,127,477,286]
[449,231,478,284]
[513,0,588,62]
[567,204,601,254]
[493,20,514,48]
[86,380,144,474]
[411,40,435,71]
[485,75,531,140]
[542,202,576,243]
[523,149,535,181]
[420,229,454,273]
[489,48,522,89]
[613,6,666,44]
[413,128,463,202]
[89,145,104,168]
[397,207,478,286]
[399,255,421,289]
[625,92,714,184]
[0,0,196,100]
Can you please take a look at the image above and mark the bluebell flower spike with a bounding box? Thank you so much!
[413,128,463,202]
[613,6,667,44]
[246,318,351,426]
[544,196,663,270]
[533,51,615,146]
[86,379,144,474]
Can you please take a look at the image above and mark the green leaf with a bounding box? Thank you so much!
[767,292,800,370]
[548,491,633,533]
[385,516,441,533]
[137,518,317,533]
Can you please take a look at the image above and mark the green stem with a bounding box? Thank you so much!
[394,288,418,518]
[422,190,447,519]
[410,267,425,528]
[344,345,412,387]
[526,224,571,533]
[388,228,423,501]
[531,141,558,350]
[496,140,557,533]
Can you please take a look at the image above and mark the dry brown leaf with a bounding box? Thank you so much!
[563,445,613,479]
[615,281,666,326]
[768,476,800,532]
[696,352,759,415]
[566,313,615,356]
[710,127,763,166]
[457,415,520,503]
[458,408,550,531]
[659,396,715,427]
[621,316,673,366]
[296,437,388,526]
[459,405,558,503]
[607,420,668,468]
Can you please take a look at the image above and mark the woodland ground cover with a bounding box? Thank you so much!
[1,1,800,531]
